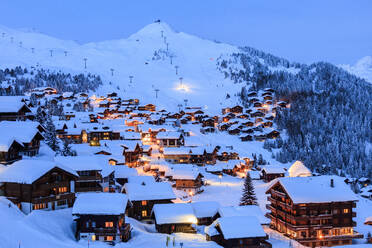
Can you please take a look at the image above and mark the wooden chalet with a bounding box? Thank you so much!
[230,105,243,114]
[0,139,23,164]
[266,176,363,247]
[157,132,184,147]
[0,96,33,121]
[191,201,220,226]
[152,203,197,234]
[172,171,204,194]
[0,159,78,214]
[88,126,120,143]
[123,182,176,221]
[72,193,131,243]
[240,134,253,142]
[261,166,286,182]
[122,141,142,166]
[206,216,271,248]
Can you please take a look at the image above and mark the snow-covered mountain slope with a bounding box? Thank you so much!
[0,22,246,114]
[340,56,372,83]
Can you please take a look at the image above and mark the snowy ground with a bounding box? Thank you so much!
[0,22,371,248]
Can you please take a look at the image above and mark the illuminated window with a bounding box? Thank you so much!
[32,203,47,210]
[142,210,147,217]
[91,235,96,241]
[59,187,68,193]
[141,200,147,206]
[105,222,114,228]
[105,236,114,241]
[343,209,350,214]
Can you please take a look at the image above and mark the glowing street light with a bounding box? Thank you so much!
[189,191,194,202]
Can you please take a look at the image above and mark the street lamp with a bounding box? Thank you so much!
[189,191,193,202]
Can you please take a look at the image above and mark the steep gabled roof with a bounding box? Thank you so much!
[72,193,128,215]
[266,176,358,204]
[0,159,78,184]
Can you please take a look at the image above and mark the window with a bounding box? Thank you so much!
[105,222,113,228]
[333,209,339,214]
[32,203,47,210]
[58,187,68,193]
[91,235,96,241]
[92,222,96,228]
[57,200,67,206]
[141,200,147,206]
[105,236,114,241]
[343,209,350,214]
[142,210,147,217]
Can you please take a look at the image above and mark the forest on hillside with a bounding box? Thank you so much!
[218,47,372,179]
[0,66,102,95]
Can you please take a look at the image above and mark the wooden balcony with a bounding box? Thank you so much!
[270,189,286,198]
[31,192,75,204]
[296,231,363,242]
[77,176,102,182]
[75,186,102,192]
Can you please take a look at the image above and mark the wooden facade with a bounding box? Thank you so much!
[155,222,196,234]
[1,167,77,214]
[0,140,23,164]
[127,199,173,221]
[75,170,103,192]
[266,182,363,247]
[206,234,271,248]
[0,104,32,121]
[74,214,131,243]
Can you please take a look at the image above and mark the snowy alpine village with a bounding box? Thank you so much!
[0,11,372,248]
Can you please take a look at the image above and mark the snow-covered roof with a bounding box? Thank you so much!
[157,131,182,139]
[55,156,103,172]
[218,205,270,225]
[268,176,358,204]
[123,182,176,201]
[153,203,197,225]
[364,216,372,224]
[162,147,190,155]
[191,201,220,218]
[288,161,312,177]
[123,132,141,140]
[113,166,138,179]
[0,96,28,113]
[261,165,286,174]
[72,193,128,215]
[0,121,43,151]
[127,175,155,185]
[171,169,202,180]
[209,216,266,239]
[0,159,78,184]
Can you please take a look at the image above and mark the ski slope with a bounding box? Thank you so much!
[340,56,372,83]
[0,22,245,114]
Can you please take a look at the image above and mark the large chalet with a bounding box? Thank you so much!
[72,193,131,243]
[266,176,363,247]
[0,159,78,214]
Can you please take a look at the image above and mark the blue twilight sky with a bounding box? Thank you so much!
[0,0,371,65]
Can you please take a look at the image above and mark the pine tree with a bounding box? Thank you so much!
[35,106,44,125]
[61,139,76,156]
[44,114,59,152]
[240,173,258,206]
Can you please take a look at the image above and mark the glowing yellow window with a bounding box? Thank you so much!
[91,235,96,241]
[343,209,350,214]
[141,210,147,217]
[105,222,114,228]
[141,200,147,206]
[106,236,113,241]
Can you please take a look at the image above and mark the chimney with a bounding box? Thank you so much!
[330,179,334,188]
